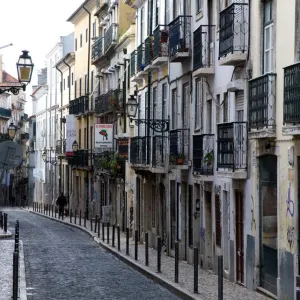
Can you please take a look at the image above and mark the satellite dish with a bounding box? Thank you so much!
[0,141,23,170]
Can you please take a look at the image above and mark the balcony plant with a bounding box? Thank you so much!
[98,153,121,178]
[177,152,185,165]
[204,150,214,166]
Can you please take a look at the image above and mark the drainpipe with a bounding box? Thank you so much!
[123,55,127,133]
[55,66,63,196]
[83,3,91,220]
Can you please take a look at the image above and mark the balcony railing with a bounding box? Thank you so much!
[71,150,89,168]
[130,51,136,77]
[249,73,276,130]
[168,15,192,57]
[152,136,168,167]
[56,139,66,154]
[130,136,149,165]
[136,44,145,72]
[193,134,214,175]
[169,129,189,165]
[217,122,247,171]
[104,23,118,53]
[145,36,153,67]
[219,3,249,58]
[153,25,169,60]
[69,96,89,115]
[92,37,104,62]
[193,25,215,70]
[95,89,123,115]
[284,62,300,124]
[0,107,12,119]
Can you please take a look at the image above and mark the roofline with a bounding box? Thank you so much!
[67,0,91,22]
[55,52,75,69]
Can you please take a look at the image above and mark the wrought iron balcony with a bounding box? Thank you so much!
[152,136,168,167]
[0,107,12,119]
[169,129,189,166]
[284,62,300,124]
[92,37,104,63]
[136,44,146,73]
[69,96,89,115]
[193,134,214,175]
[249,73,276,131]
[217,122,247,171]
[144,36,153,67]
[153,25,169,64]
[193,25,215,76]
[130,51,136,78]
[130,136,149,165]
[219,3,249,64]
[95,89,123,115]
[104,23,118,54]
[71,150,89,168]
[55,139,66,154]
[168,15,192,62]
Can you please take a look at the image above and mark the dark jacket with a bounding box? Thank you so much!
[56,195,67,207]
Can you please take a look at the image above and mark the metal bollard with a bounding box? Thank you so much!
[74,210,77,224]
[90,215,93,231]
[70,209,72,223]
[218,256,223,300]
[126,228,129,255]
[175,241,179,283]
[145,232,149,266]
[49,204,51,216]
[94,215,98,233]
[84,212,86,228]
[117,225,120,251]
[4,213,7,233]
[102,221,105,242]
[107,222,110,244]
[135,229,138,260]
[194,247,199,293]
[55,206,57,218]
[157,236,161,273]
[0,211,3,229]
[52,205,54,217]
[98,219,100,238]
[12,252,19,300]
[112,224,115,247]
[79,210,82,226]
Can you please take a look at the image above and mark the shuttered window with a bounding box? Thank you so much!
[215,194,222,247]
[236,91,244,121]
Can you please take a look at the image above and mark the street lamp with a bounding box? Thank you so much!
[7,122,16,140]
[126,95,139,118]
[42,149,47,162]
[72,140,78,152]
[0,50,34,95]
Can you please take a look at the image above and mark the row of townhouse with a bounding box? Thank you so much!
[28,0,300,298]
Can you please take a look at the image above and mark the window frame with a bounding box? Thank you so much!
[263,0,274,74]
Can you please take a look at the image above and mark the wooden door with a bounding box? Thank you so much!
[235,190,244,283]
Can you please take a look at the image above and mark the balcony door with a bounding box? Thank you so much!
[235,91,244,169]
[182,83,190,129]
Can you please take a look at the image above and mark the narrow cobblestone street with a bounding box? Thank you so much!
[6,209,179,300]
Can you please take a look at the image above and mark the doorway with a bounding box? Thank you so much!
[235,190,244,283]
[159,183,167,250]
[205,191,213,269]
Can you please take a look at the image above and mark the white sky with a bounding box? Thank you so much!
[0,0,84,115]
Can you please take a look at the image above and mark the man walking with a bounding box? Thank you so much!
[56,192,67,219]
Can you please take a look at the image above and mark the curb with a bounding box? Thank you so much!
[0,231,13,239]
[28,210,201,300]
[19,241,27,300]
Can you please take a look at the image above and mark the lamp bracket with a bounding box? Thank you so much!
[132,119,169,133]
[0,85,26,95]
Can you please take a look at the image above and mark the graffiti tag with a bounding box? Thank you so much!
[287,226,295,249]
[251,196,256,230]
[286,182,294,217]
[200,226,205,242]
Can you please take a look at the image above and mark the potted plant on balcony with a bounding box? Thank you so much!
[177,153,185,165]
[204,150,214,167]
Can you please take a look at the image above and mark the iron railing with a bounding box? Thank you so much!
[55,139,66,154]
[169,129,189,165]
[284,62,300,124]
[104,23,118,53]
[136,44,145,72]
[193,134,214,175]
[193,25,215,70]
[168,15,192,57]
[92,37,104,62]
[152,136,168,167]
[249,73,276,129]
[217,122,247,171]
[0,107,12,119]
[130,136,149,165]
[219,3,249,58]
[94,89,123,115]
[71,150,90,168]
[153,25,169,60]
[69,96,89,115]
[144,36,153,67]
[130,51,136,77]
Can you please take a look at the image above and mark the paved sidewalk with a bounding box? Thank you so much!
[28,208,271,300]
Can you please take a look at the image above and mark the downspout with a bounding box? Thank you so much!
[83,3,91,220]
[55,65,63,195]
[63,57,72,203]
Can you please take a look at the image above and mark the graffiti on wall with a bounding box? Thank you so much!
[287,226,295,250]
[251,196,256,230]
[200,226,205,242]
[286,182,294,217]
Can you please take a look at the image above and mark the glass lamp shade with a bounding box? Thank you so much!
[72,140,79,152]
[126,96,138,118]
[7,123,16,139]
[17,50,34,83]
[42,150,47,162]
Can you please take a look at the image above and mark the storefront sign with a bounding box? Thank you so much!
[94,124,113,148]
[118,138,129,159]
[66,115,77,157]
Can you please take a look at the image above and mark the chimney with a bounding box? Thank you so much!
[0,55,2,83]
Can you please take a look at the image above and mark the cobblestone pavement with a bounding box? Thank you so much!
[26,207,272,300]
[5,209,179,300]
[0,240,14,300]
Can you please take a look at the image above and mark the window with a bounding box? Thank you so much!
[75,38,77,51]
[216,95,220,124]
[67,75,70,88]
[85,74,88,95]
[84,127,87,149]
[71,73,74,85]
[215,194,222,247]
[171,88,177,129]
[91,71,94,93]
[80,34,83,47]
[263,1,273,73]
[188,185,193,247]
[74,80,77,98]
[140,7,144,43]
[165,0,169,25]
[182,83,189,128]
[79,78,82,96]
[79,129,81,149]
[223,93,228,123]
[196,0,202,12]
[93,22,96,38]
[195,79,203,130]
[162,83,167,120]
[86,28,88,43]
[207,100,212,133]
[148,0,153,35]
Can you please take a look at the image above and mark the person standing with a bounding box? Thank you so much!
[56,192,67,219]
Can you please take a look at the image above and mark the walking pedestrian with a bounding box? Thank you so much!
[56,192,67,218]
